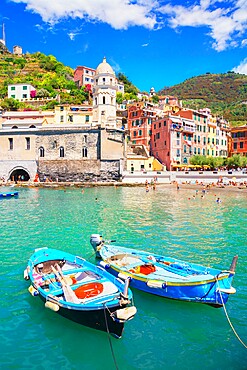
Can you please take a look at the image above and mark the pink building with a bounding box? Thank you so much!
[74,66,96,88]
[127,102,156,149]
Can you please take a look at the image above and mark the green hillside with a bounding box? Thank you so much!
[158,72,247,126]
[0,50,89,110]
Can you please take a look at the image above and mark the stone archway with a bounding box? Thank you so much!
[9,168,30,182]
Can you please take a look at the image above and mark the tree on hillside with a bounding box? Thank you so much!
[1,98,21,111]
[36,88,50,98]
[117,73,139,96]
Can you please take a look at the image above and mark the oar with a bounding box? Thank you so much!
[51,265,80,304]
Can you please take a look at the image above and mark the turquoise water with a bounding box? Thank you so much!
[0,185,246,370]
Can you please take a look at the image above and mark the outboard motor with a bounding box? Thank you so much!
[90,234,104,258]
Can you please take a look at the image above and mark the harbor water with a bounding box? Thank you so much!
[0,185,246,370]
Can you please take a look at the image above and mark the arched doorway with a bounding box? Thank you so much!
[9,168,30,182]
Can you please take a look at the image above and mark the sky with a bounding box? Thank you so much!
[0,0,247,92]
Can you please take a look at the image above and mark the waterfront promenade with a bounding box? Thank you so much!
[1,170,247,191]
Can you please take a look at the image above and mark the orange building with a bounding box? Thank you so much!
[230,125,247,156]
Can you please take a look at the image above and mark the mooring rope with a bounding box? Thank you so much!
[103,305,119,370]
[217,279,247,349]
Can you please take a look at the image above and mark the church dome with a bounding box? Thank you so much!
[96,57,114,75]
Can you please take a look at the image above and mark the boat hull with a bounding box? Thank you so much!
[106,265,233,307]
[91,238,237,307]
[25,248,136,338]
[0,191,18,198]
[38,294,124,337]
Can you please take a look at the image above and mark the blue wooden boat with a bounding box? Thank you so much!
[0,191,18,198]
[90,234,237,307]
[24,247,137,338]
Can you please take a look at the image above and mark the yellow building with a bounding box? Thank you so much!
[207,116,217,156]
[53,105,93,126]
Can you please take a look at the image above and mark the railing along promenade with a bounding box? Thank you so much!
[122,170,247,184]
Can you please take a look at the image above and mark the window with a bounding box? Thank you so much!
[194,147,196,154]
[198,148,200,154]
[60,106,64,111]
[240,142,244,149]
[159,123,161,128]
[133,131,137,137]
[164,121,166,126]
[176,149,180,156]
[9,138,13,150]
[39,147,44,157]
[139,130,142,136]
[95,98,97,105]
[203,137,206,145]
[11,86,15,90]
[26,137,30,150]
[60,115,64,123]
[233,143,237,149]
[103,96,106,104]
[102,78,105,85]
[203,148,206,155]
[11,95,15,98]
[83,135,87,143]
[208,137,210,144]
[156,132,160,139]
[154,124,156,129]
[212,138,215,144]
[176,132,180,138]
[59,146,65,158]
[68,115,73,122]
[23,86,27,90]
[82,147,88,157]
[184,145,186,153]
[22,94,27,99]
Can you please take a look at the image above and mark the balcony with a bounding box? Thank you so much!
[182,125,196,133]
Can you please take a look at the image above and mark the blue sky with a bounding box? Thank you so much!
[1,0,247,92]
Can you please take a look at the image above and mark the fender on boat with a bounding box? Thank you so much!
[113,306,137,323]
[24,268,30,280]
[98,261,110,269]
[146,280,165,289]
[217,286,236,294]
[28,285,39,296]
[45,301,60,312]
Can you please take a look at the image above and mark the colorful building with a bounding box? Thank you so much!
[127,101,157,148]
[74,66,96,88]
[230,125,247,156]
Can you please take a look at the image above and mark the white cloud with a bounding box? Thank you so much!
[10,0,247,51]
[11,0,158,29]
[142,43,149,47]
[232,58,247,74]
[159,0,247,51]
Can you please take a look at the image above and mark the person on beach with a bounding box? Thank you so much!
[216,197,221,203]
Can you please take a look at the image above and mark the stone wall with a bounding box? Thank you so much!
[38,159,121,182]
